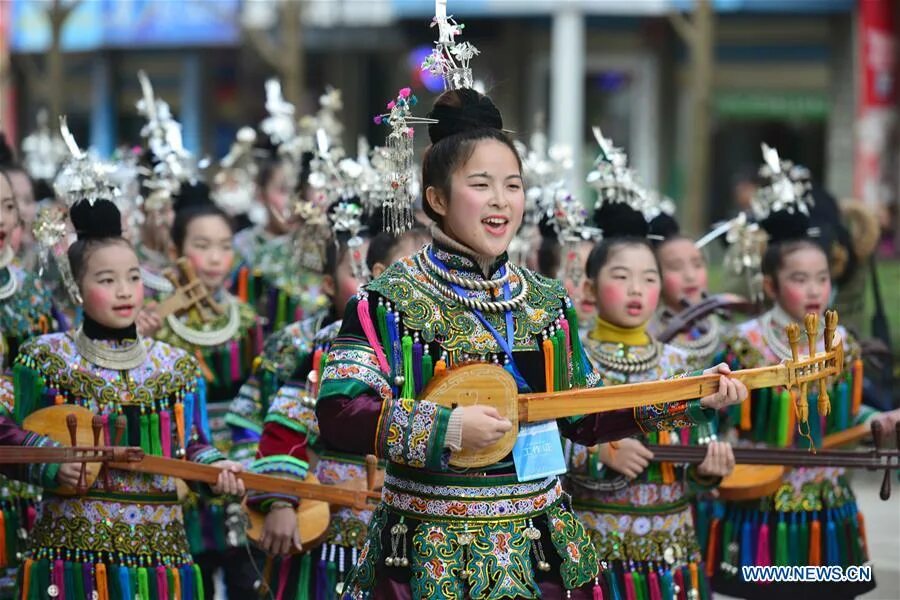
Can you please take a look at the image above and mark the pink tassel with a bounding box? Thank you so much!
[160,411,172,457]
[756,522,772,566]
[230,340,241,382]
[255,321,264,355]
[560,317,572,361]
[275,557,291,600]
[624,572,637,600]
[156,566,168,600]
[680,428,690,445]
[357,298,391,374]
[674,568,685,600]
[593,580,604,600]
[101,414,110,446]
[648,571,662,600]
[26,506,36,530]
[54,559,65,598]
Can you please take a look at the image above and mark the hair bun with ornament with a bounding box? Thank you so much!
[172,180,213,214]
[648,212,680,242]
[0,132,16,167]
[70,199,123,240]
[427,88,503,144]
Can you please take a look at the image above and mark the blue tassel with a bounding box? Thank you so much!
[826,510,839,566]
[181,564,194,599]
[740,513,753,567]
[604,567,622,600]
[184,392,195,443]
[660,568,675,600]
[504,361,531,393]
[316,554,329,600]
[197,377,211,441]
[118,565,131,600]
[788,512,799,566]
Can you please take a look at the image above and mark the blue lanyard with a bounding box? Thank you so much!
[429,250,528,387]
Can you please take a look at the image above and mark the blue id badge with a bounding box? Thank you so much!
[512,421,567,482]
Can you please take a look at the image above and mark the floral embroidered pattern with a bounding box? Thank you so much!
[376,397,449,470]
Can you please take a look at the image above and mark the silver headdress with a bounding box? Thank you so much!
[136,71,193,214]
[374,88,437,234]
[212,126,265,224]
[330,199,370,283]
[751,143,814,222]
[40,117,121,304]
[421,0,480,91]
[586,126,648,214]
[20,109,68,184]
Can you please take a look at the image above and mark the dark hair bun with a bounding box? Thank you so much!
[648,212,680,241]
[592,202,649,239]
[0,133,16,167]
[427,89,504,144]
[172,181,213,214]
[760,209,815,245]
[538,209,558,241]
[70,199,123,240]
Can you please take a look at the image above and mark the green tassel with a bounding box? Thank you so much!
[699,565,712,600]
[149,412,161,456]
[6,504,19,563]
[185,507,204,555]
[722,519,734,568]
[139,412,151,454]
[73,560,85,599]
[37,560,50,600]
[777,389,791,447]
[788,517,799,566]
[147,566,158,600]
[646,432,661,483]
[799,519,810,565]
[275,290,288,329]
[564,305,586,387]
[836,515,849,567]
[401,335,414,400]
[12,363,43,423]
[555,328,568,390]
[212,504,227,550]
[167,568,176,600]
[297,552,312,600]
[137,566,150,600]
[695,502,710,553]
[633,571,647,600]
[118,410,129,446]
[326,560,337,600]
[193,563,205,600]
[220,345,230,386]
[64,561,75,600]
[754,388,770,443]
[247,272,256,305]
[108,562,121,600]
[421,353,434,389]
[129,567,138,598]
[775,519,789,566]
[550,334,561,392]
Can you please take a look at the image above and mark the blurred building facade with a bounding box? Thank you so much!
[1,0,896,237]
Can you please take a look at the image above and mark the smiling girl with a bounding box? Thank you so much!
[2,188,243,599]
[141,181,261,599]
[702,147,900,600]
[313,87,746,599]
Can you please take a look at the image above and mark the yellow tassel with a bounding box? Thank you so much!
[851,359,864,416]
[658,430,675,484]
[542,338,554,393]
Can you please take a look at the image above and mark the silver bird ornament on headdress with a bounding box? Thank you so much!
[422,0,480,92]
[21,108,68,184]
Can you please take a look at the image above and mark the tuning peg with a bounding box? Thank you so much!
[824,310,838,352]
[870,420,891,501]
[365,454,378,492]
[785,323,801,363]
[804,313,819,359]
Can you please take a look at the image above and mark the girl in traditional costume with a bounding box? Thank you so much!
[565,142,735,599]
[139,181,261,598]
[313,18,747,593]
[701,145,900,600]
[647,211,730,372]
[1,124,245,600]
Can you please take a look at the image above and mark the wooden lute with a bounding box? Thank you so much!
[655,293,756,344]
[426,311,843,468]
[155,257,224,320]
[642,421,900,501]
[21,405,381,547]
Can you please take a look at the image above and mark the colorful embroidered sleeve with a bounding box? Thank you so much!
[317,297,453,470]
[247,421,311,510]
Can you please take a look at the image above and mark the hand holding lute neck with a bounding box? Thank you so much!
[698,363,748,410]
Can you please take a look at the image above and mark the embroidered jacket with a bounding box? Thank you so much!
[0,264,59,370]
[315,243,716,600]
[567,332,718,600]
[647,309,728,372]
[1,331,225,599]
[153,295,261,555]
[231,228,327,334]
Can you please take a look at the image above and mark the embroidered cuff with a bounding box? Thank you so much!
[686,399,715,425]
[445,408,464,452]
[375,397,452,470]
[686,464,722,493]
[191,446,227,465]
[854,405,879,427]
[22,431,62,488]
[247,454,310,509]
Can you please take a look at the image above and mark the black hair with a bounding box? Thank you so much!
[586,201,658,279]
[170,181,234,253]
[366,226,428,273]
[0,133,18,168]
[421,88,522,224]
[67,198,132,283]
[324,232,352,281]
[535,212,560,277]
